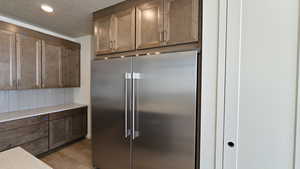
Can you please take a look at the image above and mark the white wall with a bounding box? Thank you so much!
[0,89,74,113]
[222,0,300,169]
[0,15,75,42]
[74,35,93,139]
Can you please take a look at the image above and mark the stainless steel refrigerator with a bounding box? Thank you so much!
[91,50,199,169]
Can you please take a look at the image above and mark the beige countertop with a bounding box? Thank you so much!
[0,147,53,169]
[0,103,87,123]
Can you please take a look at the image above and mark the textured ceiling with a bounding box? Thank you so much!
[0,0,124,37]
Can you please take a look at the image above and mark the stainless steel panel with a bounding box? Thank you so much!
[132,51,197,169]
[91,57,132,169]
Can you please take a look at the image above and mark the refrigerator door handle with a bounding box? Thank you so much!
[132,72,136,140]
[132,72,141,140]
[125,72,131,138]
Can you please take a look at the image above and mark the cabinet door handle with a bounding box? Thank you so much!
[164,30,168,42]
[12,79,16,88]
[114,40,116,50]
[109,41,113,49]
[159,31,164,42]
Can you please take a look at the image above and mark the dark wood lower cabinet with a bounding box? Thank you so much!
[0,121,48,152]
[0,106,87,156]
[49,107,88,150]
[49,118,69,149]
[70,109,87,141]
[21,137,49,156]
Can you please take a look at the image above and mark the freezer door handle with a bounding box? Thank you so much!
[132,72,141,140]
[125,72,132,138]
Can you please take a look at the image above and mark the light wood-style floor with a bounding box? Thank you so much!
[40,139,93,169]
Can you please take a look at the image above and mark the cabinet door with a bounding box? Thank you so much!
[62,48,80,87]
[136,0,164,49]
[95,15,113,55]
[16,34,42,89]
[21,137,49,156]
[70,113,84,140]
[164,0,199,45]
[49,118,68,149]
[61,48,69,87]
[69,48,80,87]
[42,41,62,88]
[0,30,16,90]
[111,8,136,52]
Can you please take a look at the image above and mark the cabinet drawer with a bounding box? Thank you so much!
[0,115,48,132]
[70,107,87,116]
[49,107,87,120]
[49,109,72,121]
[21,137,49,156]
[0,122,49,152]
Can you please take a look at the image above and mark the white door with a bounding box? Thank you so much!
[223,0,300,169]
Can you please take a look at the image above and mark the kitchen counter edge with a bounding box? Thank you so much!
[0,104,88,123]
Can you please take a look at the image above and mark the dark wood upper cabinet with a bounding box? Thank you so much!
[111,7,136,52]
[93,0,200,55]
[69,48,80,87]
[136,0,164,49]
[164,0,199,45]
[0,21,80,90]
[0,30,16,90]
[16,34,42,89]
[136,0,199,49]
[61,48,69,87]
[95,7,136,55]
[95,15,114,55]
[62,47,80,87]
[42,41,62,88]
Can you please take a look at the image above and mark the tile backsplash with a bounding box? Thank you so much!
[0,88,74,113]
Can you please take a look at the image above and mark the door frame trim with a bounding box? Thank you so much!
[200,0,228,168]
[294,7,300,169]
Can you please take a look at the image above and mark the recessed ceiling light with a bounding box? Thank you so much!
[41,4,54,13]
